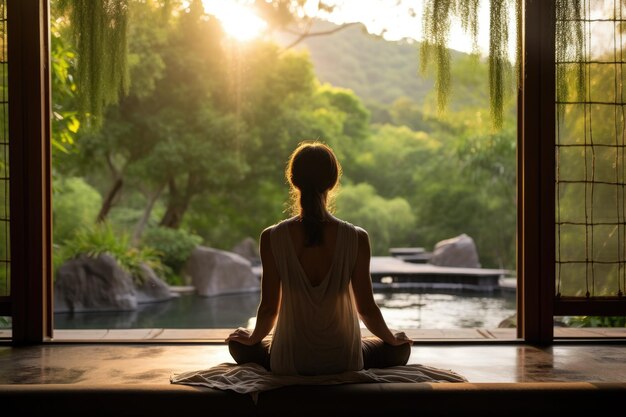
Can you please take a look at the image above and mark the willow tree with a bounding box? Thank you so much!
[60,0,585,130]
[56,0,130,125]
[421,0,585,129]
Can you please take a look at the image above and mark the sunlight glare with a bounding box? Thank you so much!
[203,1,267,42]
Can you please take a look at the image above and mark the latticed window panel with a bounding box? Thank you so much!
[0,0,8,298]
[556,0,626,298]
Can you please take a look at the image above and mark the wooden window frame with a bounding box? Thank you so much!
[5,0,622,344]
[6,0,53,343]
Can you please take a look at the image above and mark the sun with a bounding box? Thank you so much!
[203,1,267,42]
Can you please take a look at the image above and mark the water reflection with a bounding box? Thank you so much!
[374,289,516,329]
[54,292,260,329]
[54,289,516,330]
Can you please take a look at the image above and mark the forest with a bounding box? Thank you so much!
[44,0,518,287]
[0,0,521,296]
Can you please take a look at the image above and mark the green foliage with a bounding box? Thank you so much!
[52,1,519,277]
[335,183,415,255]
[556,0,585,103]
[0,266,8,298]
[56,223,163,284]
[420,0,518,129]
[55,0,130,124]
[50,15,81,154]
[52,177,102,244]
[141,227,202,284]
[555,51,626,297]
[488,0,512,128]
[0,179,8,297]
[420,0,453,113]
[350,123,441,198]
[563,316,626,328]
[418,0,586,129]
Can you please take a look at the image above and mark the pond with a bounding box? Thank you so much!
[53,289,516,330]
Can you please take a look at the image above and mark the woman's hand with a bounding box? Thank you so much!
[225,327,258,345]
[389,331,413,346]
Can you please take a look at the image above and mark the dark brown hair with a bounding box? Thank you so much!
[286,141,342,246]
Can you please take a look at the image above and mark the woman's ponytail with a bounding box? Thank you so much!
[286,141,341,246]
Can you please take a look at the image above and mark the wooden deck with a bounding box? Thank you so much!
[255,256,512,292]
[370,256,510,292]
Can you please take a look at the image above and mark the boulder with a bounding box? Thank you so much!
[429,234,481,268]
[183,246,260,297]
[54,253,137,313]
[498,314,517,328]
[231,237,261,266]
[135,264,178,304]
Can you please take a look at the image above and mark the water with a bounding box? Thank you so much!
[54,289,516,330]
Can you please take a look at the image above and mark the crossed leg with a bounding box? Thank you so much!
[228,337,410,371]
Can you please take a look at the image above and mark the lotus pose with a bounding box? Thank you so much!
[226,141,412,376]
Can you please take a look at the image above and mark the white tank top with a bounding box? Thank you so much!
[268,218,363,375]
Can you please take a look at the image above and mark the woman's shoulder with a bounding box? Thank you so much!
[260,217,297,238]
[332,216,368,238]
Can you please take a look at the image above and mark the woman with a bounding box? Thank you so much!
[226,141,412,376]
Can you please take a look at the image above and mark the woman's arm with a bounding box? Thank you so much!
[351,227,412,346]
[226,227,281,345]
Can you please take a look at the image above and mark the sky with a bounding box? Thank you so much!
[201,0,518,60]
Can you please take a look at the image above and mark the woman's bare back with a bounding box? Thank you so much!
[286,217,340,287]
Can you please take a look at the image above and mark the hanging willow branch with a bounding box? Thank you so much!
[56,0,585,131]
[57,0,130,125]
[420,0,453,113]
[489,0,510,128]
[555,0,585,103]
[421,0,517,128]
[421,0,585,130]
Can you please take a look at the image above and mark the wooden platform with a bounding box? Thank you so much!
[1,342,626,417]
[255,256,512,292]
[370,257,510,292]
[389,247,433,263]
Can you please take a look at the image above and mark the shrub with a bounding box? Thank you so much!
[52,177,102,244]
[141,227,202,285]
[563,316,626,327]
[55,222,163,284]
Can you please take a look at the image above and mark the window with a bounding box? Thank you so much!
[6,0,623,344]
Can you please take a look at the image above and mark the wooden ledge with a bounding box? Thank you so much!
[2,382,625,417]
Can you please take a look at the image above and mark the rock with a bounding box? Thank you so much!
[135,264,178,304]
[498,314,517,328]
[54,253,137,313]
[231,237,261,266]
[183,246,260,297]
[429,233,481,268]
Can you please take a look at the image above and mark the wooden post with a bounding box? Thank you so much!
[518,0,556,343]
[8,0,52,343]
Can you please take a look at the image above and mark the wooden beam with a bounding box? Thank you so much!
[519,0,556,344]
[7,0,52,343]
[554,297,626,317]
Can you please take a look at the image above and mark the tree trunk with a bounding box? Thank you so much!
[159,203,186,229]
[96,177,123,223]
[132,184,165,245]
[159,178,192,229]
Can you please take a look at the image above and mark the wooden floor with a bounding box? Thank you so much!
[0,341,625,385]
[1,327,625,341]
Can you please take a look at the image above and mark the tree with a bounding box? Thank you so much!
[57,0,588,130]
[58,0,172,223]
[335,183,416,255]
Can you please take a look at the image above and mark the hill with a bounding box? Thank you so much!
[272,20,491,113]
